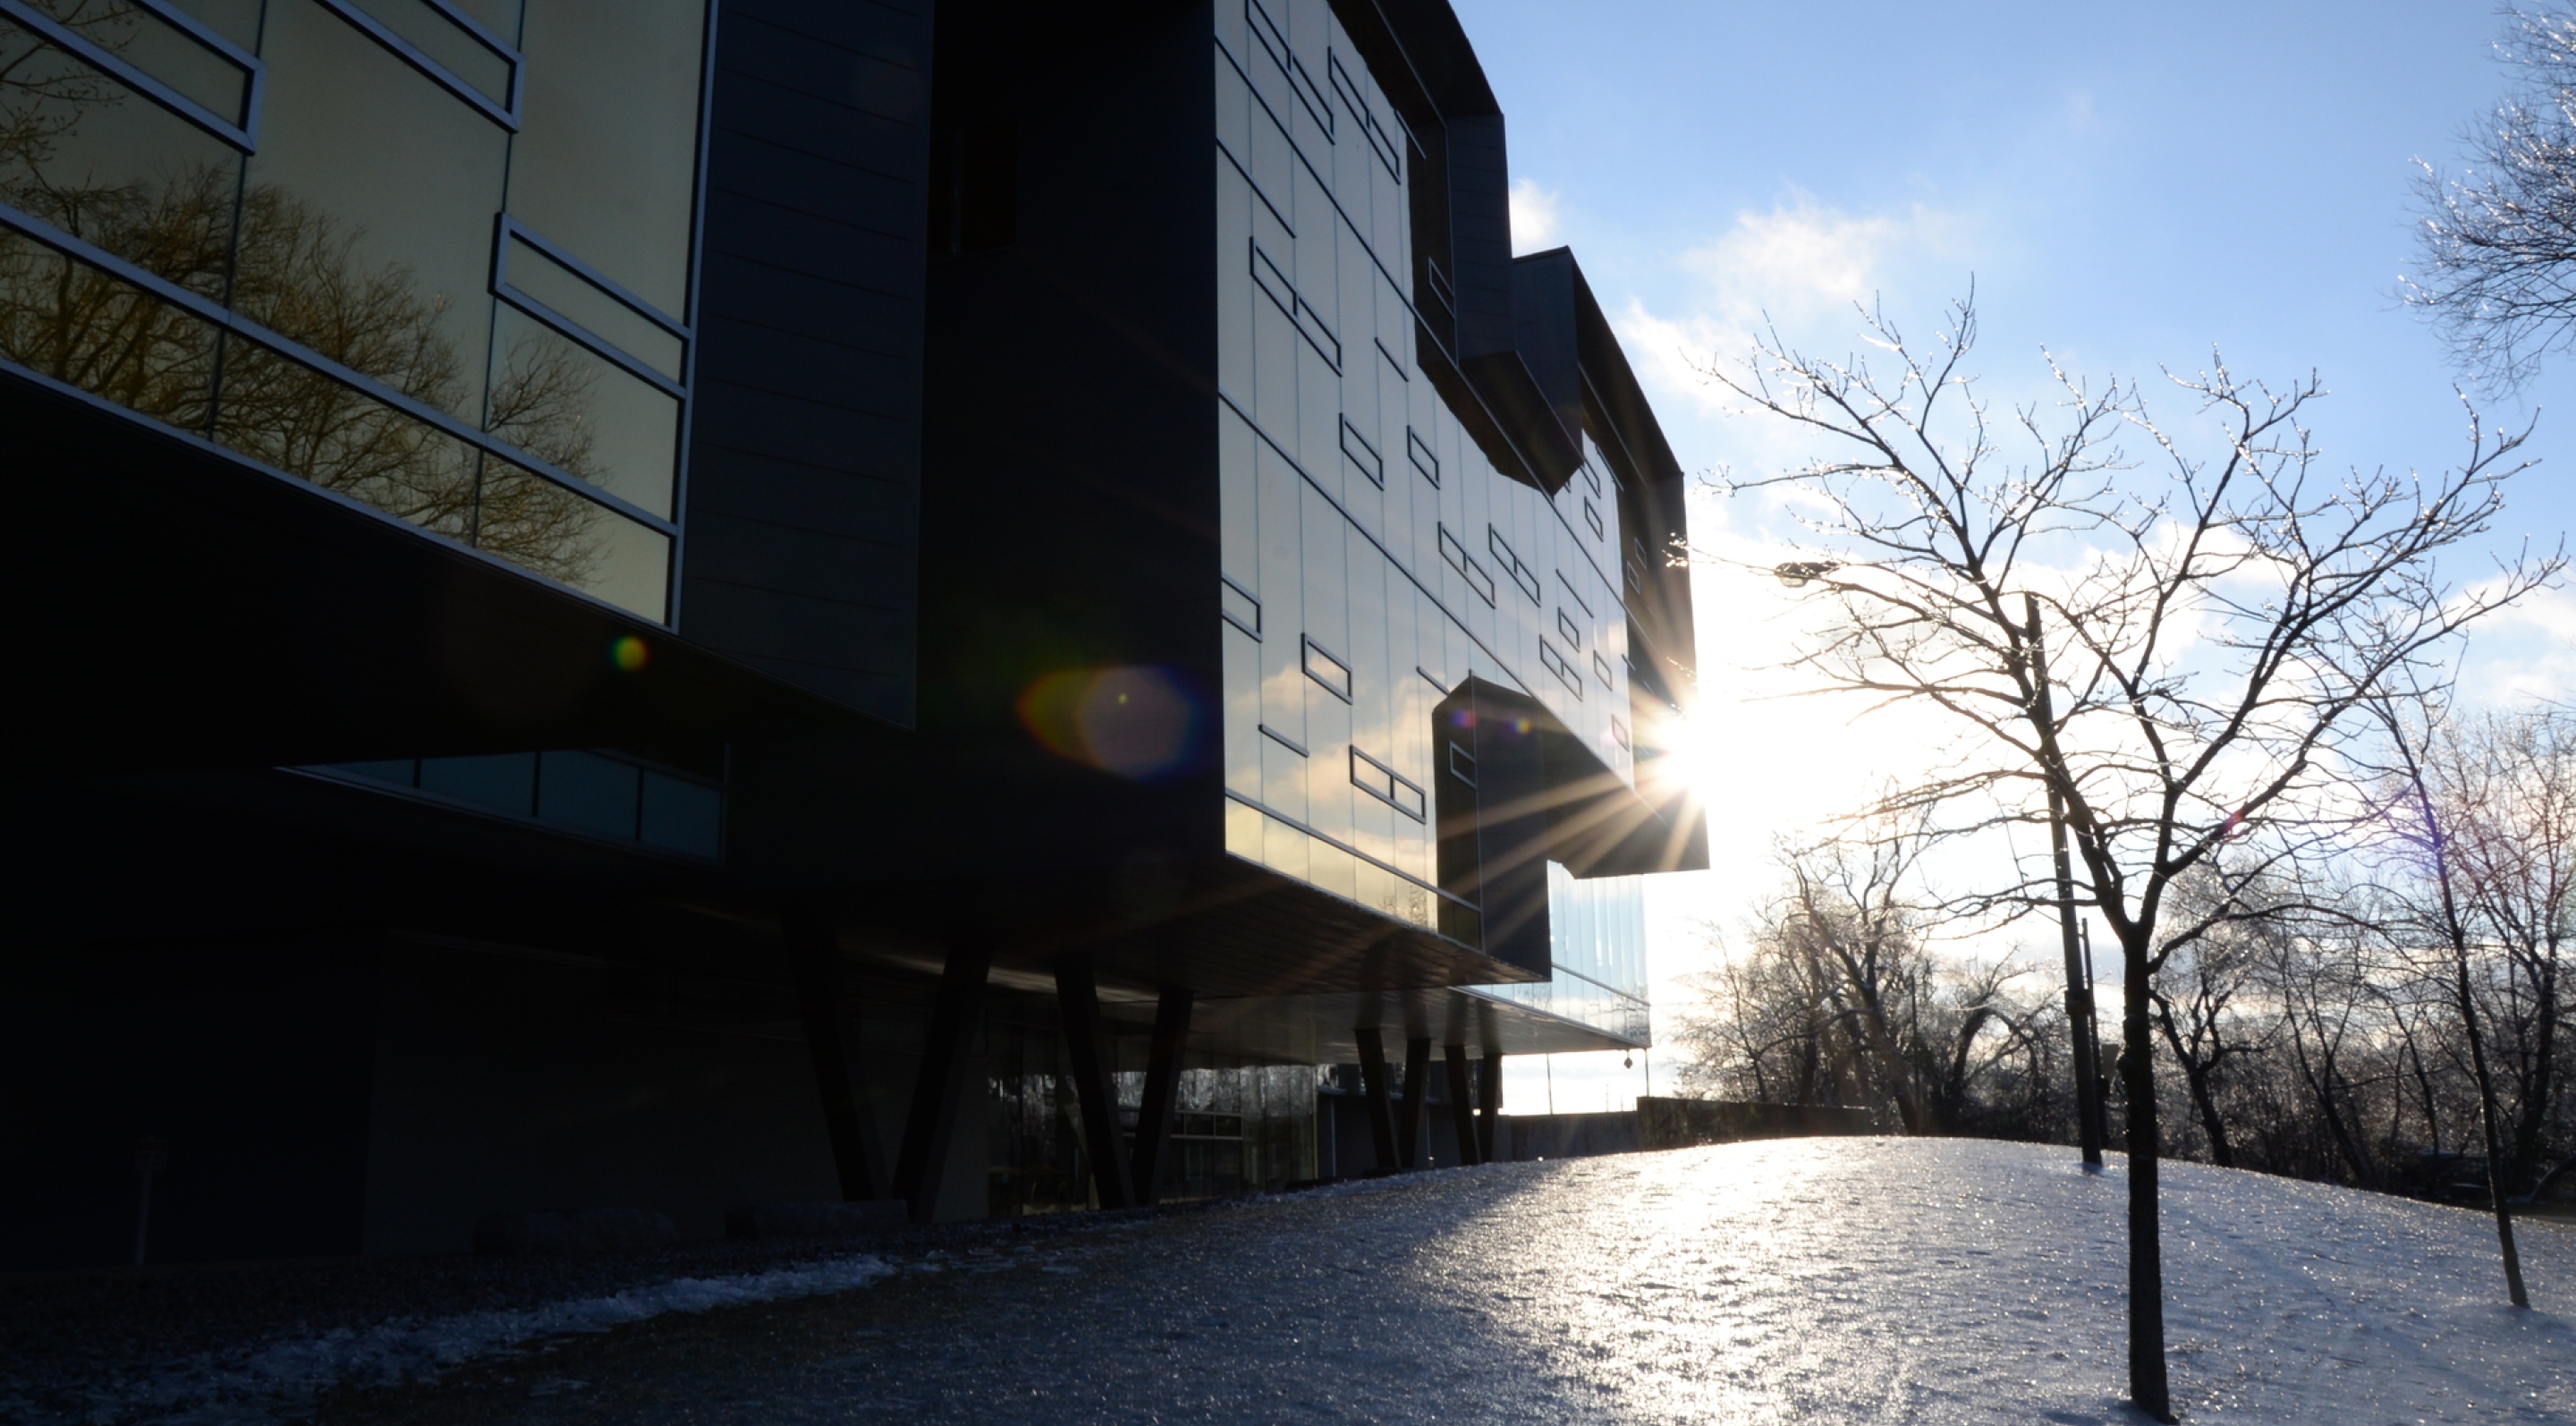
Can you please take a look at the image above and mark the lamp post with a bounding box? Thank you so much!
[1774,566,2108,1167]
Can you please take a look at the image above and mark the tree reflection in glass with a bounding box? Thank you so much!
[1,14,614,590]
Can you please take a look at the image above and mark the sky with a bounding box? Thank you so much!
[1452,0,2576,1116]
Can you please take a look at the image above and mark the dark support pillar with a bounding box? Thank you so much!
[1479,1051,1504,1164]
[1356,1028,1398,1172]
[1053,963,1133,1210]
[1129,986,1194,1205]
[892,937,994,1224]
[1444,1044,1481,1167]
[1398,1036,1432,1169]
[784,902,883,1201]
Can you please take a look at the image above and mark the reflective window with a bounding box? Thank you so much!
[480,456,669,616]
[18,0,256,129]
[0,226,218,428]
[162,0,267,51]
[245,0,505,420]
[329,0,515,116]
[437,0,518,44]
[507,0,702,315]
[501,227,682,378]
[0,21,245,293]
[0,0,706,624]
[489,304,679,519]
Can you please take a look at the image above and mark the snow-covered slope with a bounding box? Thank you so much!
[1444,1137,2574,1422]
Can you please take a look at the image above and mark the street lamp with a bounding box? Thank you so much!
[1767,560,2110,1168]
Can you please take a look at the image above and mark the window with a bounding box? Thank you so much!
[1220,576,1261,639]
[1349,745,1426,821]
[1339,416,1382,488]
[1408,427,1438,488]
[1250,239,1340,370]
[1438,524,1496,606]
[1302,636,1352,701]
[1536,640,1583,700]
[0,0,712,623]
[1593,650,1616,690]
[1556,610,1583,649]
[1487,525,1540,604]
[1326,50,1401,181]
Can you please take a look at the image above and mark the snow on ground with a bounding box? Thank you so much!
[1436,1139,2573,1422]
[8,1138,2571,1424]
[4,1256,895,1425]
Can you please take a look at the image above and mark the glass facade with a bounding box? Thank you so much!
[0,0,707,620]
[302,747,724,858]
[984,1033,1320,1216]
[1210,0,1652,1040]
[1472,862,1652,1044]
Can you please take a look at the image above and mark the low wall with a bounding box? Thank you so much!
[1500,1110,1640,1161]
[1638,1097,1876,1150]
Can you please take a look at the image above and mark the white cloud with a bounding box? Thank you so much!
[1611,192,1969,421]
[2458,581,2576,709]
[1510,177,1563,253]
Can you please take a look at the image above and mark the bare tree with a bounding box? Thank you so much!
[2367,690,2533,1307]
[1701,294,2557,1419]
[1673,825,2063,1141]
[2411,3,2576,389]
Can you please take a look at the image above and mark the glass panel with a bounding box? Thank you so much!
[503,230,682,377]
[478,458,668,618]
[158,0,263,50]
[507,0,704,315]
[419,751,535,811]
[242,0,504,420]
[0,228,218,429]
[0,23,243,297]
[342,0,511,108]
[638,771,718,857]
[536,749,639,836]
[488,305,678,516]
[324,758,419,785]
[213,333,481,541]
[438,0,519,45]
[20,0,252,124]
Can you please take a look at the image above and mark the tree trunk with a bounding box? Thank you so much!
[2455,948,2531,1309]
[2122,937,2172,1422]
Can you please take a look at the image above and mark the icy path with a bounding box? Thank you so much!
[48,1138,2576,1424]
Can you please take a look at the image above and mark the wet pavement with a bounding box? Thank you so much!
[301,1138,2574,1426]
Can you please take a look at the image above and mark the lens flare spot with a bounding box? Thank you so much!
[1016,666,1203,781]
[611,635,649,673]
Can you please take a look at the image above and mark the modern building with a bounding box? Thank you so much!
[2,0,1700,1271]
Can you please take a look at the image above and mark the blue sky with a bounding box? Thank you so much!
[1451,0,2576,1112]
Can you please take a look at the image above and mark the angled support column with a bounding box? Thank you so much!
[1053,963,1134,1210]
[1444,1044,1481,1167]
[892,936,994,1224]
[1356,1027,1399,1172]
[1479,1051,1504,1164]
[1129,986,1194,1205]
[1398,1035,1433,1168]
[784,901,884,1201]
